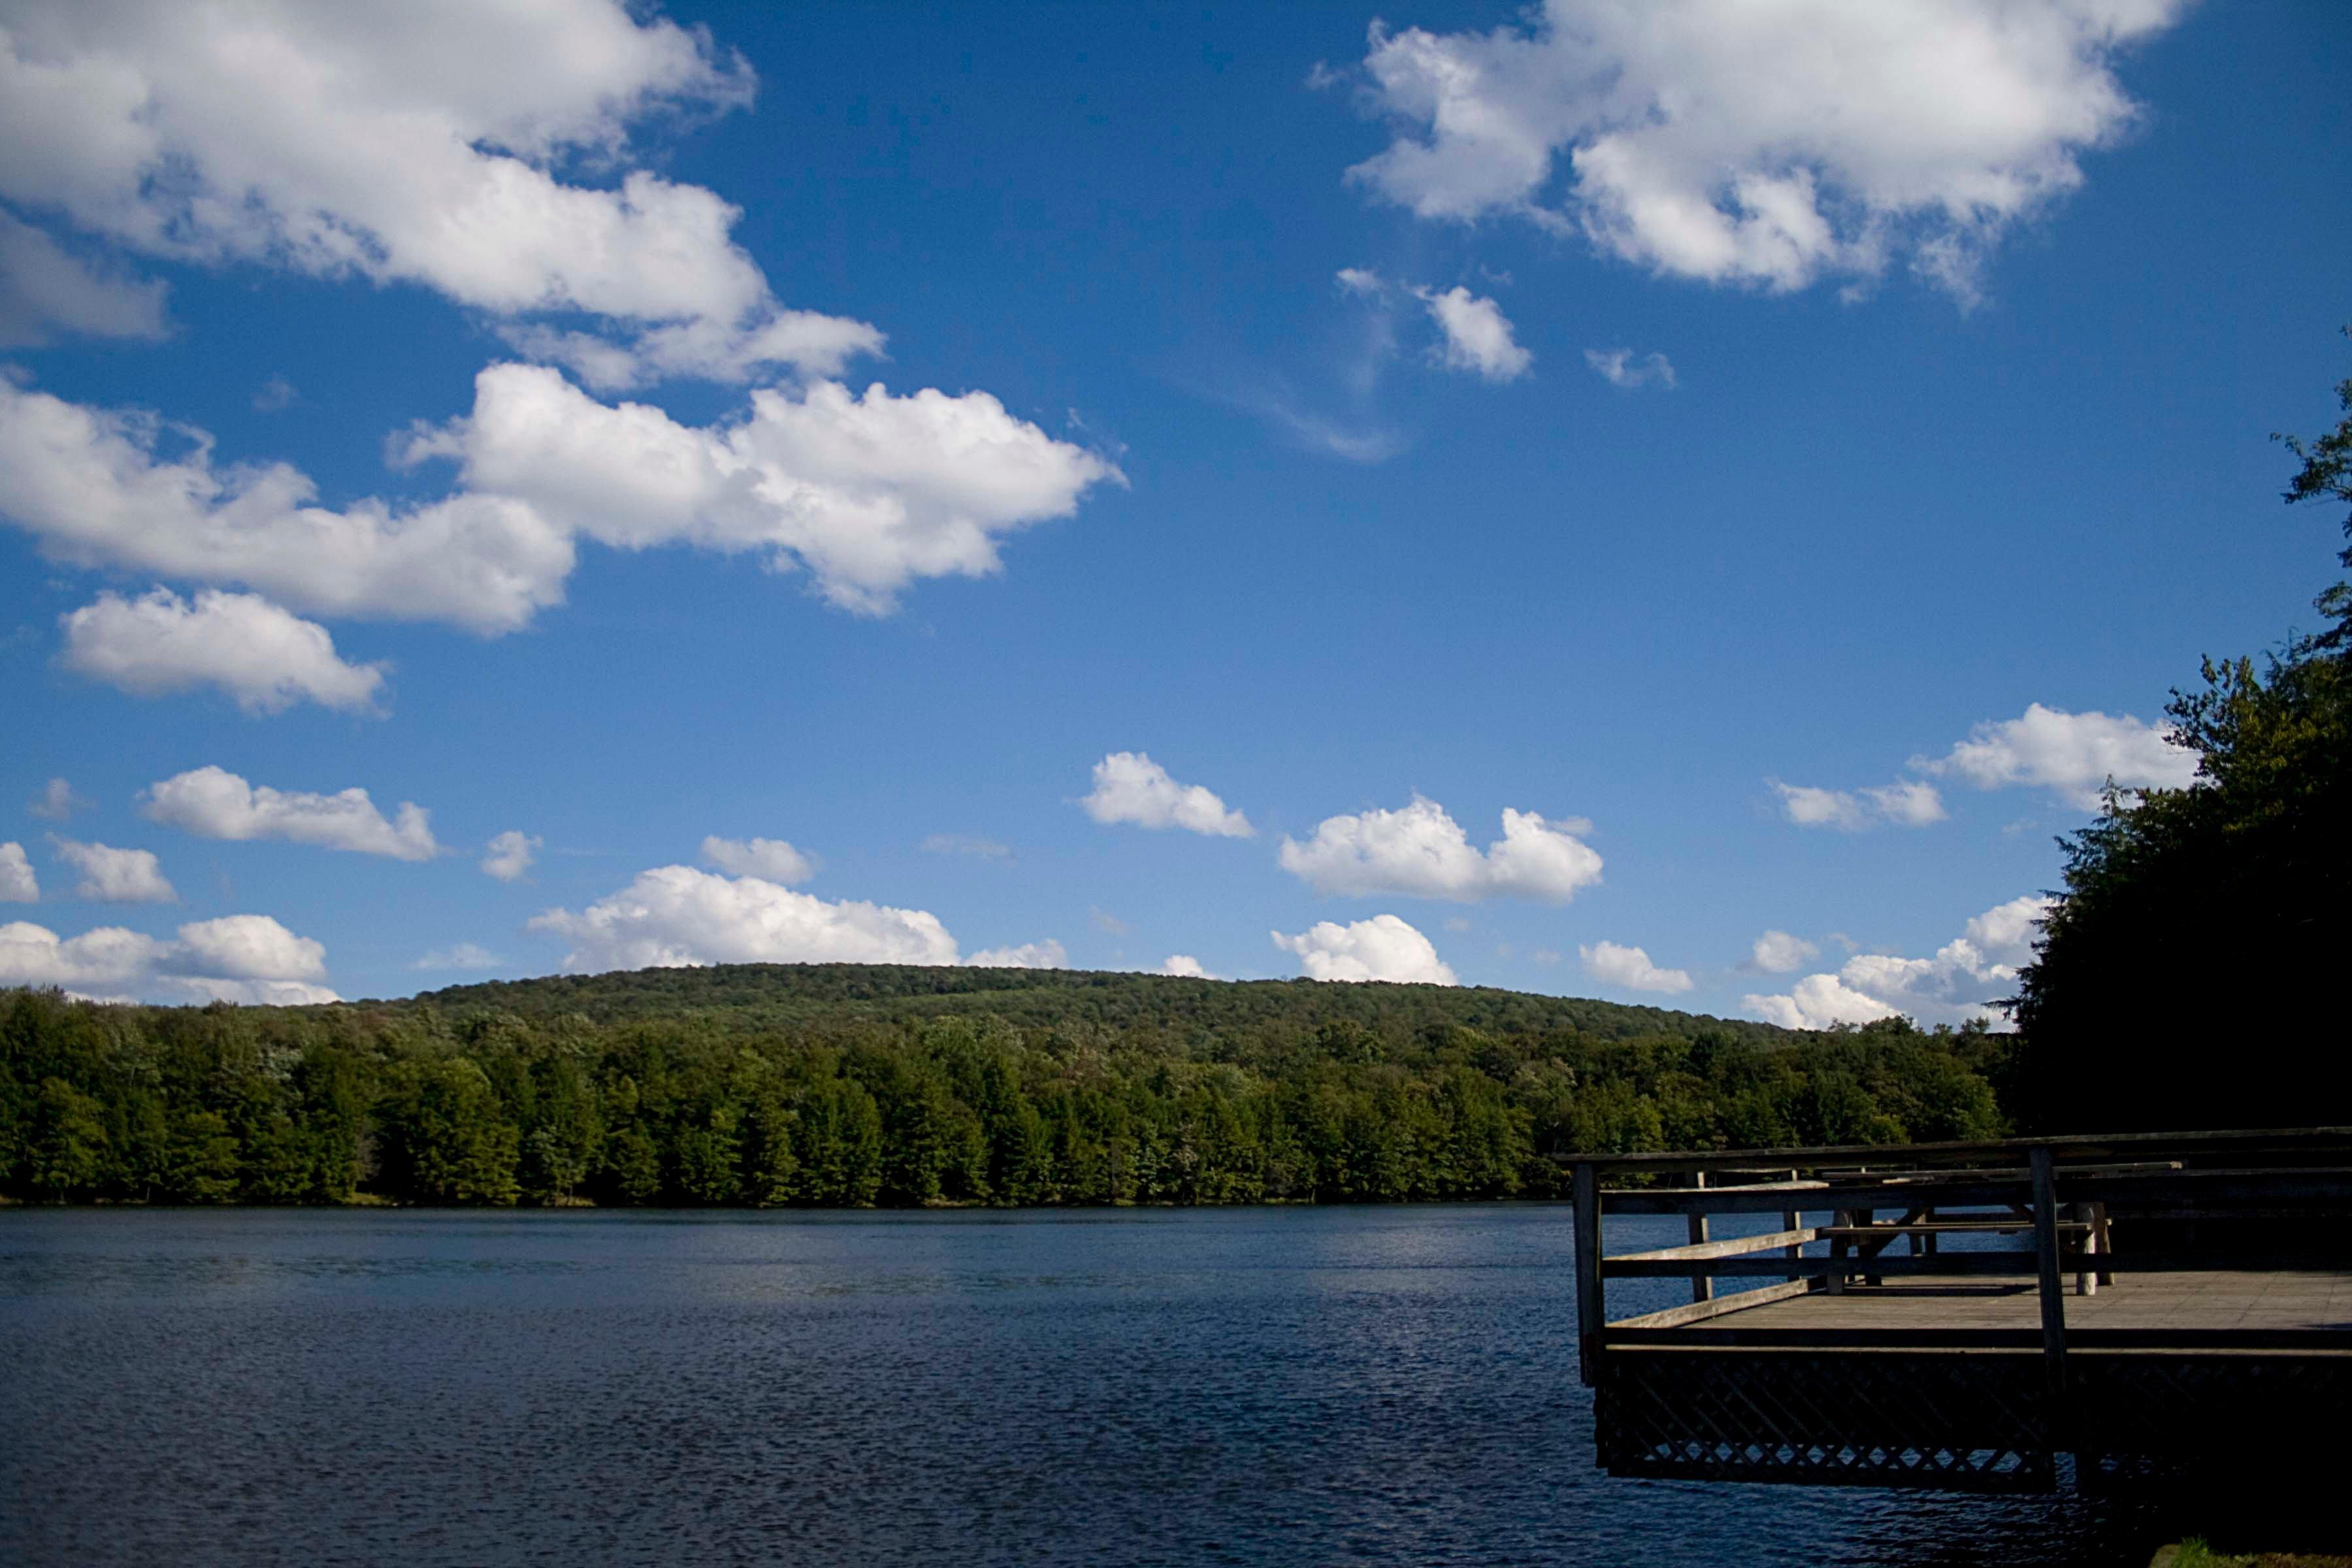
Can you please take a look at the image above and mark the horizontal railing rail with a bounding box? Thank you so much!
[1558,1125,2352,1176]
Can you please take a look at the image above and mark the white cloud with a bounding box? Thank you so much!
[1279,795,1601,902]
[1750,929,1819,973]
[0,912,335,1004]
[1742,894,2048,1030]
[1916,702,2197,808]
[142,765,440,861]
[2,368,1118,634]
[0,0,880,387]
[1159,954,1214,979]
[1272,913,1459,985]
[1771,777,1946,830]
[253,376,297,414]
[1414,286,1533,381]
[921,833,1012,861]
[0,208,169,347]
[175,913,325,980]
[1743,973,1901,1032]
[1335,266,1385,295]
[50,838,175,903]
[1081,751,1254,838]
[400,363,1124,617]
[414,942,502,971]
[172,977,342,1006]
[27,777,89,821]
[0,841,37,902]
[1344,1,2183,300]
[698,835,814,885]
[1965,894,2056,967]
[967,939,1068,970]
[480,830,540,883]
[530,864,958,972]
[1580,939,1693,994]
[0,376,576,634]
[1584,348,1676,389]
[59,587,387,714]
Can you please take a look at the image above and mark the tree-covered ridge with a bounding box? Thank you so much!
[397,963,1797,1046]
[2,970,2006,1207]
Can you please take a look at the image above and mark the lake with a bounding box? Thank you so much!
[0,1205,2252,1565]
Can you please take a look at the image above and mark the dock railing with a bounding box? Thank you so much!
[1565,1127,2352,1488]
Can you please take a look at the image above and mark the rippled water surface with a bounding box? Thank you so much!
[0,1206,2281,1565]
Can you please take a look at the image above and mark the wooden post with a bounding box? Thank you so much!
[2091,1201,2113,1289]
[2072,1201,2098,1297]
[1686,1170,1712,1304]
[1573,1161,1604,1388]
[1825,1207,1850,1295]
[2030,1147,2069,1429]
[1782,1171,1801,1284]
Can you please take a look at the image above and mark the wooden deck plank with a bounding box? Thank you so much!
[1675,1270,2352,1333]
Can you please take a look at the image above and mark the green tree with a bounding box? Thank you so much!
[2014,344,2352,1132]
[30,1077,109,1199]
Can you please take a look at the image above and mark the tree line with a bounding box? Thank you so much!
[1,978,2007,1206]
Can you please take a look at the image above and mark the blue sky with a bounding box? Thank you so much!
[1,0,2344,1025]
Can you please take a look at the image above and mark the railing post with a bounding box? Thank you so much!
[1573,1161,1604,1388]
[2030,1147,2069,1433]
[1686,1170,1712,1304]
[1782,1170,1801,1284]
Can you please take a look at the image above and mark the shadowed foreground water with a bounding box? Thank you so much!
[0,1205,2313,1566]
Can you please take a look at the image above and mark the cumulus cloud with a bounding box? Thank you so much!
[59,587,387,714]
[142,766,440,860]
[1915,702,2197,808]
[2,367,1120,634]
[1580,939,1693,994]
[1750,929,1819,973]
[1743,972,1902,1032]
[1414,286,1533,381]
[397,363,1124,617]
[1272,914,1459,985]
[1343,1,2183,300]
[0,376,576,634]
[1279,795,1601,902]
[1965,894,2057,968]
[0,0,879,387]
[50,838,175,903]
[1742,894,2051,1030]
[1159,955,1214,979]
[530,864,958,972]
[1,841,37,902]
[1584,348,1676,389]
[1081,751,1254,838]
[176,913,325,981]
[698,835,814,885]
[0,208,169,347]
[480,830,540,883]
[1771,778,1946,831]
[27,777,89,821]
[0,911,335,1004]
[414,942,502,971]
[968,939,1069,970]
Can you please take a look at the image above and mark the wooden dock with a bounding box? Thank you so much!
[1569,1129,2352,1490]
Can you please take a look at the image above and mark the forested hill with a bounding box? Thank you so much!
[394,963,1793,1048]
[3,968,2010,1209]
